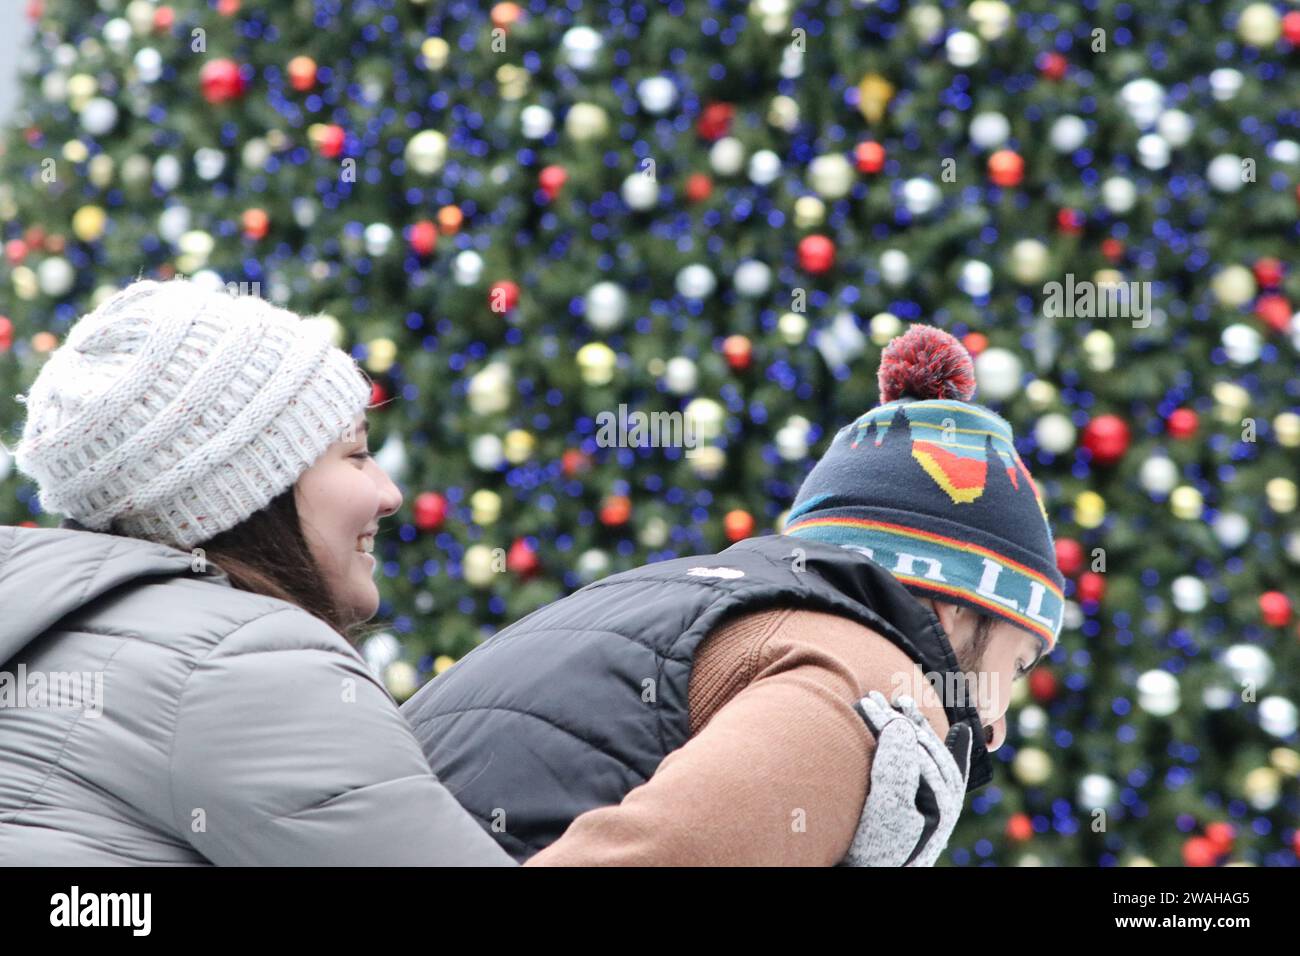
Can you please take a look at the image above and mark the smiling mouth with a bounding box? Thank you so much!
[357,534,375,554]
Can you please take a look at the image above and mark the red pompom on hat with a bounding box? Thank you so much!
[877,324,977,403]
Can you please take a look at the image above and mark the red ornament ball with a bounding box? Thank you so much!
[506,538,540,577]
[4,239,27,265]
[962,331,988,356]
[684,172,713,203]
[1077,571,1106,604]
[854,141,886,174]
[987,149,1024,187]
[316,124,345,158]
[722,334,752,371]
[1055,537,1084,576]
[797,234,836,274]
[199,58,247,104]
[369,380,388,407]
[1182,835,1219,868]
[153,6,175,32]
[600,495,631,527]
[1028,667,1058,704]
[878,324,977,402]
[724,509,755,542]
[489,280,520,314]
[695,102,734,142]
[413,492,447,531]
[241,208,269,241]
[1006,813,1034,842]
[1038,51,1068,81]
[1254,293,1291,332]
[1253,257,1284,288]
[1260,591,1292,627]
[561,448,591,478]
[1101,237,1125,261]
[0,316,13,353]
[1166,407,1199,439]
[1081,414,1131,466]
[1205,821,1236,855]
[286,55,318,92]
[409,220,437,257]
[538,164,568,201]
[1056,207,1085,234]
[1284,10,1300,45]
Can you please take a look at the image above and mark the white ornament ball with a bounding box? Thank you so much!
[584,281,628,331]
[636,76,677,114]
[576,548,611,583]
[1101,176,1137,214]
[1049,115,1087,153]
[405,130,448,175]
[1223,643,1273,688]
[37,256,75,297]
[1077,774,1117,810]
[675,263,716,300]
[103,17,132,52]
[1139,454,1179,495]
[1157,109,1194,148]
[80,97,119,136]
[157,205,192,243]
[520,104,554,139]
[1171,575,1207,613]
[1209,67,1244,102]
[1136,669,1180,716]
[775,418,811,461]
[969,111,1010,149]
[974,347,1022,402]
[133,47,163,83]
[453,249,484,286]
[363,222,394,257]
[1221,323,1262,365]
[879,249,911,286]
[901,177,941,215]
[684,397,726,441]
[193,147,226,181]
[1212,511,1251,549]
[1259,696,1298,738]
[959,260,993,297]
[1119,78,1165,128]
[561,25,603,71]
[1137,133,1170,170]
[1033,413,1076,454]
[747,149,782,186]
[469,434,506,471]
[709,136,745,177]
[733,259,772,298]
[467,362,512,415]
[945,30,981,67]
[621,172,658,211]
[1207,153,1245,193]
[663,356,698,395]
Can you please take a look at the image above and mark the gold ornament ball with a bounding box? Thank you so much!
[777,311,807,345]
[1243,766,1280,809]
[1008,238,1050,285]
[503,428,535,464]
[420,37,450,70]
[969,0,1013,40]
[463,544,500,588]
[1213,381,1250,423]
[1075,491,1106,529]
[1170,485,1203,520]
[62,139,89,164]
[565,102,610,142]
[405,129,448,175]
[856,73,895,124]
[1266,478,1297,514]
[1238,2,1281,46]
[88,154,114,188]
[1012,747,1052,786]
[1270,747,1300,777]
[688,444,726,480]
[470,489,502,525]
[792,195,825,229]
[1211,264,1256,308]
[1274,412,1300,448]
[71,205,107,242]
[496,63,529,100]
[67,73,96,109]
[869,312,903,346]
[433,654,457,675]
[365,337,397,374]
[576,342,618,385]
[767,95,800,132]
[1025,378,1057,411]
[384,661,418,702]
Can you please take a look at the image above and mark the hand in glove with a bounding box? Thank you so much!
[839,690,973,867]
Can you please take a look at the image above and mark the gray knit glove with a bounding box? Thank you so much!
[839,690,973,867]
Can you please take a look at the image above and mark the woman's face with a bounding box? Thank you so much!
[294,412,403,626]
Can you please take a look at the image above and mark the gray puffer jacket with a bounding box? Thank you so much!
[0,522,514,866]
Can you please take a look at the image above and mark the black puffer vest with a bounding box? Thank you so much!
[402,534,992,861]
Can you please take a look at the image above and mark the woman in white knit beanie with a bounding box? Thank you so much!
[13,276,399,638]
[0,277,516,865]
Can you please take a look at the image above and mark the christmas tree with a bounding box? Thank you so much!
[1,0,1299,865]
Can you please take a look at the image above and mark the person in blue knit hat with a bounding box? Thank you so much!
[785,323,1066,660]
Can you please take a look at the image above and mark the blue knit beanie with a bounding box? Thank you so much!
[784,325,1065,654]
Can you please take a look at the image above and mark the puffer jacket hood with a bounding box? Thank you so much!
[0,519,216,664]
[0,519,513,866]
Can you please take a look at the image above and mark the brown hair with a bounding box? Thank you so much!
[194,484,379,645]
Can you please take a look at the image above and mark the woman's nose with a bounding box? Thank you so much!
[378,475,403,518]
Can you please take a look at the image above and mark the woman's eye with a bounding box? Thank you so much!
[351,451,372,461]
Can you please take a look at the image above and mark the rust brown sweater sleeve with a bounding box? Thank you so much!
[524,607,950,866]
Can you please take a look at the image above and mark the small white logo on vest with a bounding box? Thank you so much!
[686,566,745,579]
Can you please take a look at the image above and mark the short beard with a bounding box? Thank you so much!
[956,612,995,676]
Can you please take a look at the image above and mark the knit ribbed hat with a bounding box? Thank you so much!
[784,325,1065,653]
[11,277,372,551]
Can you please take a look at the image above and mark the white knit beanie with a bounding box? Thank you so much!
[12,277,372,551]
